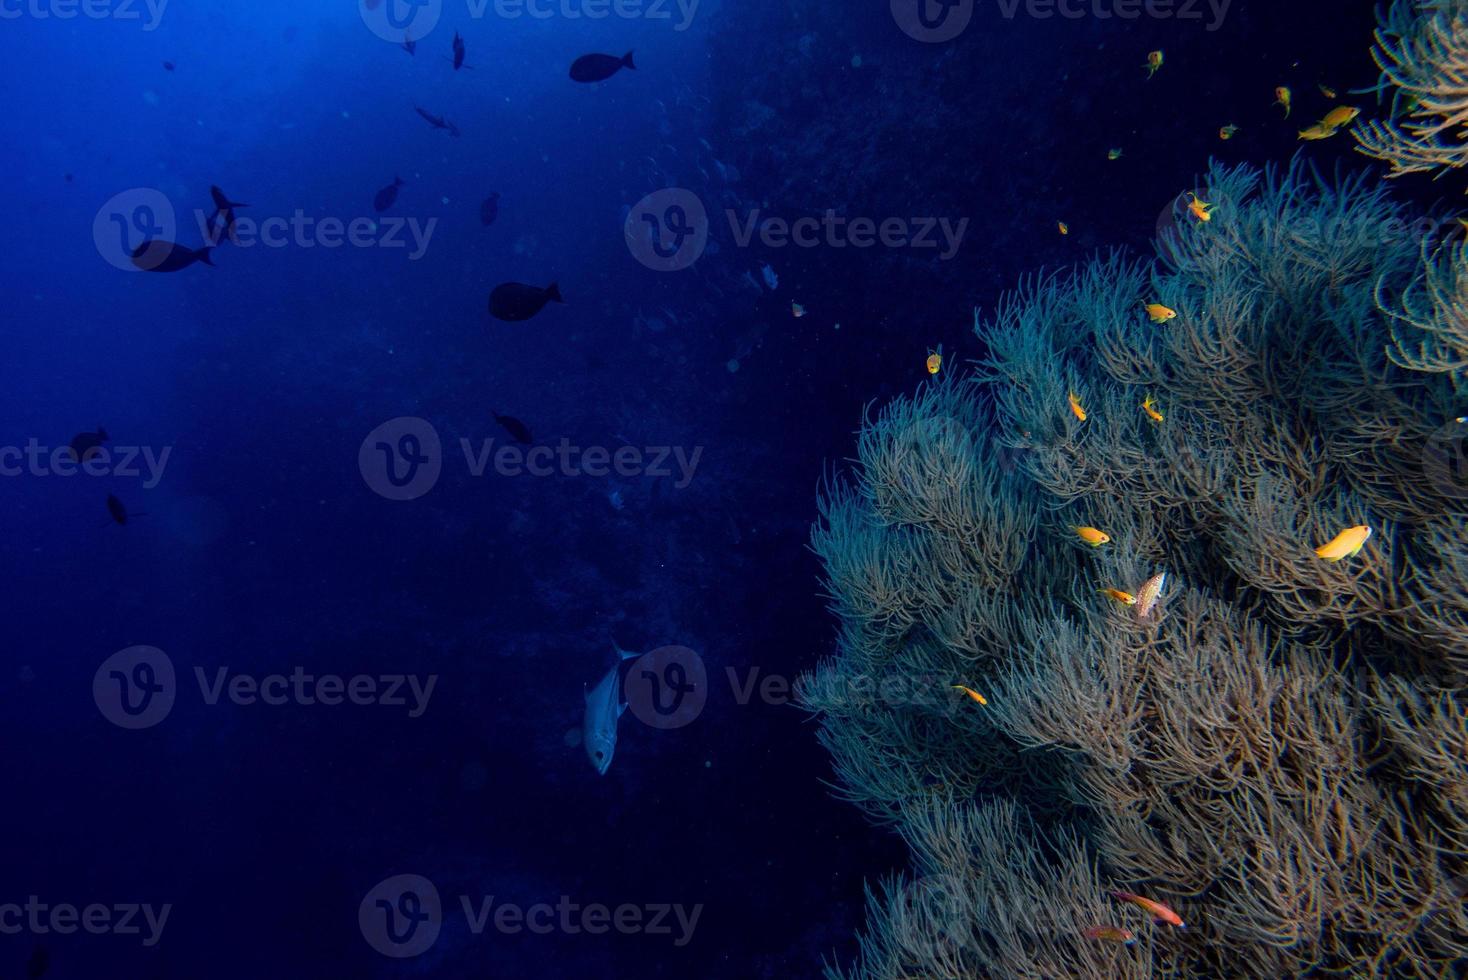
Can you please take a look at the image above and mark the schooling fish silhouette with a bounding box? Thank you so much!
[105,494,146,526]
[488,282,563,322]
[68,426,109,464]
[480,191,500,226]
[449,30,470,70]
[206,185,249,244]
[570,51,635,83]
[373,176,404,213]
[131,240,213,272]
[493,412,532,445]
[583,644,641,775]
[413,105,460,137]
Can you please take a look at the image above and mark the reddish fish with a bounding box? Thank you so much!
[1110,890,1185,928]
[1084,924,1136,945]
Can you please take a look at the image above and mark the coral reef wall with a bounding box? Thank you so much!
[799,161,1467,979]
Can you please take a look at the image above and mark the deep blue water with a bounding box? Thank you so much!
[0,1,1425,977]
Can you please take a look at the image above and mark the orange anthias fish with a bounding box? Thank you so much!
[927,345,943,375]
[1099,588,1137,606]
[1134,572,1167,620]
[1274,86,1292,117]
[1318,83,1338,99]
[1219,123,1240,140]
[1110,890,1186,928]
[1058,220,1070,236]
[791,301,806,318]
[1298,123,1337,141]
[1144,302,1177,324]
[1144,50,1164,79]
[1073,526,1111,547]
[1321,105,1360,129]
[1084,924,1137,946]
[1315,525,1372,561]
[952,685,988,706]
[1141,394,1164,423]
[1068,391,1087,422]
[1186,192,1214,223]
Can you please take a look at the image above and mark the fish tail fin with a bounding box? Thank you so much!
[613,642,641,662]
[545,282,564,303]
[196,247,215,267]
[623,51,636,70]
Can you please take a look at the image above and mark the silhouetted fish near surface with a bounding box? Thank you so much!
[451,30,468,69]
[489,282,563,322]
[570,51,635,83]
[402,32,415,55]
[162,60,174,71]
[106,494,144,526]
[413,105,460,137]
[27,943,48,978]
[206,185,249,244]
[69,427,109,464]
[494,412,532,445]
[374,176,404,213]
[131,240,213,272]
[480,192,500,226]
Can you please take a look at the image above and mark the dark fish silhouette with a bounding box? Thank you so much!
[480,192,500,226]
[105,494,145,526]
[414,105,460,137]
[206,185,249,244]
[489,282,563,322]
[374,176,404,213]
[403,32,416,55]
[64,173,73,183]
[27,943,48,978]
[570,51,635,83]
[69,427,109,464]
[494,412,532,445]
[451,31,467,70]
[131,240,213,272]
[162,60,175,71]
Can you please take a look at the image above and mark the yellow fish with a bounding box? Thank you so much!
[1144,302,1177,324]
[1318,83,1338,99]
[1298,123,1337,141]
[1219,123,1239,140]
[952,685,988,706]
[1144,50,1164,79]
[1134,571,1167,620]
[1186,192,1214,222]
[1141,394,1164,423]
[1068,391,1087,422]
[1073,526,1111,547]
[927,345,943,375]
[1098,587,1137,606]
[1058,220,1070,236]
[1314,525,1372,561]
[1108,147,1123,160]
[1275,86,1292,118]
[1321,105,1359,129]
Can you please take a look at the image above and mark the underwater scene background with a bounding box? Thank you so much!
[1,0,1465,977]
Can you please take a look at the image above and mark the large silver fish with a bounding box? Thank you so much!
[583,645,640,775]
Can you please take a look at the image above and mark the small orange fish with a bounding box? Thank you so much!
[1219,123,1239,140]
[1141,394,1163,423]
[1275,86,1292,118]
[1099,588,1137,606]
[1134,572,1166,620]
[1144,302,1177,324]
[1298,122,1337,141]
[791,301,806,318]
[1186,192,1214,223]
[1321,105,1359,129]
[1318,83,1338,99]
[1144,50,1164,79]
[1073,525,1110,547]
[1110,890,1185,928]
[1084,924,1137,945]
[926,346,943,375]
[1068,391,1087,422]
[1314,525,1371,561]
[952,685,987,706]
[1058,220,1070,236]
